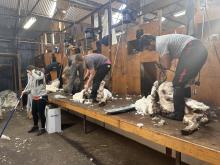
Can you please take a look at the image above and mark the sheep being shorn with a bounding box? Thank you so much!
[134,81,210,135]
[72,81,112,106]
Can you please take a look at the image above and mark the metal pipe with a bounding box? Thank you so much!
[62,0,118,32]
[0,38,55,45]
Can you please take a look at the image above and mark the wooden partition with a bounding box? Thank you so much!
[44,52,68,66]
[101,21,160,95]
[100,16,220,106]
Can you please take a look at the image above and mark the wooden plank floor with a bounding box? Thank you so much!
[48,93,220,165]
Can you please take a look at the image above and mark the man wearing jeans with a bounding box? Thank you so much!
[75,53,111,102]
[141,34,208,121]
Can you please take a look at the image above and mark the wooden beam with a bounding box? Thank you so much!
[48,96,220,165]
[164,16,186,25]
[141,0,182,15]
[62,0,118,32]
[91,14,94,27]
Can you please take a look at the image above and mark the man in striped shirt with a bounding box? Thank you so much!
[141,34,208,121]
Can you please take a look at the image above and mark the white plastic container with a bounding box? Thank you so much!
[45,105,62,134]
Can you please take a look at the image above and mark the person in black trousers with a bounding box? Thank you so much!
[141,34,208,121]
[22,66,48,136]
[75,53,111,102]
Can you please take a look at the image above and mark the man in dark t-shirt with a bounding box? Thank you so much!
[75,53,111,102]
[141,34,208,121]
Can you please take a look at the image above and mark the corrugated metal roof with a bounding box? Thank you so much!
[0,6,16,29]
[0,0,18,10]
[93,0,109,4]
[20,0,38,12]
[0,0,187,40]
[33,0,57,18]
[64,6,90,22]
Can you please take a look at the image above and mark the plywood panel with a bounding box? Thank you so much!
[108,16,220,106]
[111,36,127,94]
[48,93,220,165]
[127,21,160,41]
[44,53,68,67]
[111,21,160,95]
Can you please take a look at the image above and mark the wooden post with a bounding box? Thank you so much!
[175,151,181,165]
[91,14,94,28]
[108,1,112,90]
[166,147,172,157]
[83,115,87,134]
[108,3,112,56]
[17,54,22,95]
[98,11,102,41]
[12,60,16,91]
[157,10,163,35]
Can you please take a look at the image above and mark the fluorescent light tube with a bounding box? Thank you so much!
[23,17,37,29]
[173,10,186,17]
[161,17,166,22]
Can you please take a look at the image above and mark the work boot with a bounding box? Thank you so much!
[36,128,46,136]
[92,99,98,104]
[28,126,39,133]
[163,113,183,121]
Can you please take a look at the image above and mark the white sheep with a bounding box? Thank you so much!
[135,81,210,135]
[72,81,112,106]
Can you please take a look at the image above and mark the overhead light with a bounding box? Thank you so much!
[62,10,67,14]
[119,4,126,10]
[51,33,55,45]
[173,10,186,17]
[161,17,166,22]
[23,17,37,29]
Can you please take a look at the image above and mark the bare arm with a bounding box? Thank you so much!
[84,69,90,80]
[84,69,96,90]
[159,54,172,70]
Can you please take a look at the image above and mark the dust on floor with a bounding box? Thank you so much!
[0,109,178,165]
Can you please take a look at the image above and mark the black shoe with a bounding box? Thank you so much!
[98,101,106,107]
[92,99,98,103]
[163,113,183,121]
[181,128,198,136]
[36,129,46,136]
[28,126,39,133]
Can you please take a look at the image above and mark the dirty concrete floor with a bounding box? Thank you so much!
[0,109,179,165]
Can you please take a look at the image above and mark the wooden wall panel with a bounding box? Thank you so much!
[111,36,128,94]
[126,50,159,94]
[101,6,220,106]
[44,53,68,67]
[110,21,160,94]
[127,21,160,41]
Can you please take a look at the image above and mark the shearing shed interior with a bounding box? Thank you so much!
[1,0,220,165]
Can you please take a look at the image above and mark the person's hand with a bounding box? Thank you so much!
[84,84,89,91]
[21,91,25,96]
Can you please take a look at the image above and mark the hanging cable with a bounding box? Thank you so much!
[110,1,127,77]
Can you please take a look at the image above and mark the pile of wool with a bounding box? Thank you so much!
[0,90,18,119]
[134,81,159,116]
[46,79,60,93]
[134,81,210,135]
